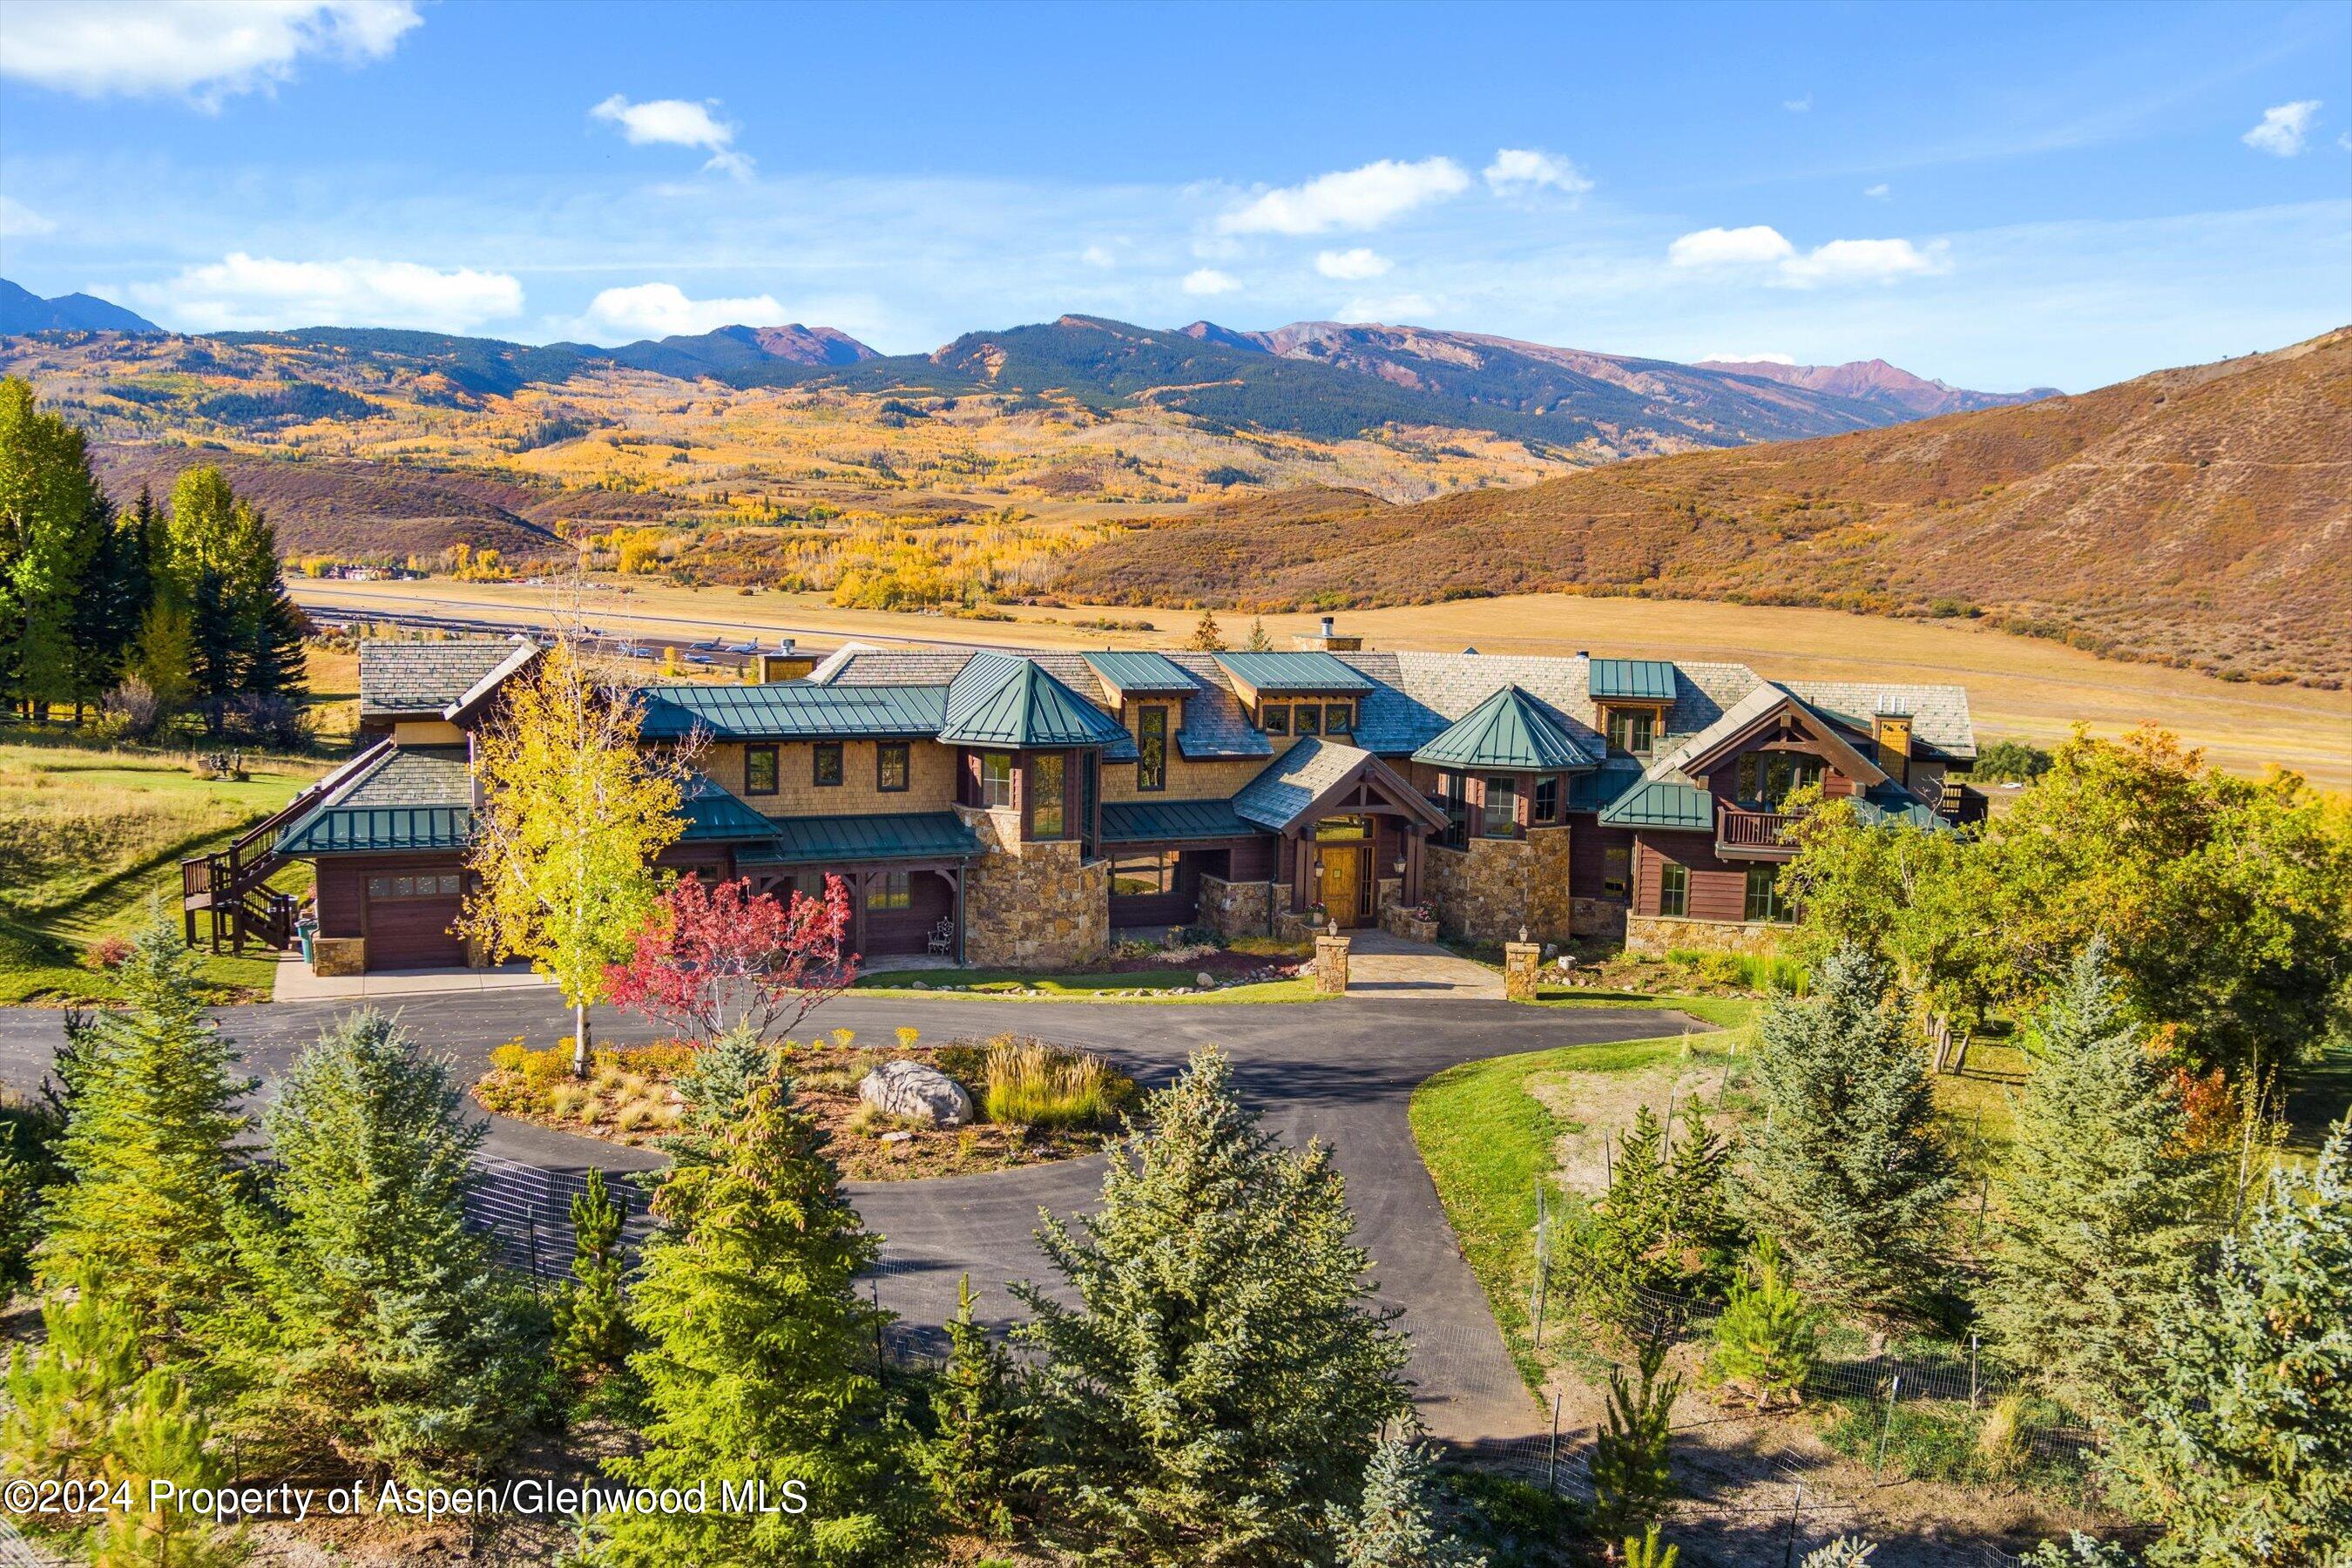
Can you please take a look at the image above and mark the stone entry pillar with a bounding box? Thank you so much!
[1313,932,1350,994]
[1502,940,1540,1002]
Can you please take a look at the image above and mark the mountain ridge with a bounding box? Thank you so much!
[0,279,162,335]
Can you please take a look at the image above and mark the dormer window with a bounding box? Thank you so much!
[1325,701,1355,736]
[1294,704,1321,738]
[1262,703,1290,736]
[1605,708,1655,756]
[1136,705,1167,793]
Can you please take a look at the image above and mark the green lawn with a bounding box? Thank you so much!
[1522,986,1760,1031]
[850,966,1328,1004]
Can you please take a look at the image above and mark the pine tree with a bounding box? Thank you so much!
[1737,944,1960,1311]
[0,375,112,721]
[1801,1541,1880,1567]
[37,918,253,1355]
[67,490,149,720]
[1335,1429,1488,1568]
[1244,617,1274,652]
[552,1168,632,1391]
[1623,1524,1680,1568]
[226,1009,537,1479]
[1014,1045,1410,1562]
[917,1274,1022,1539]
[1979,941,2214,1427]
[1592,1334,1680,1538]
[1,1267,146,1484]
[1707,1236,1819,1410]
[88,1372,244,1568]
[2107,1116,2352,1567]
[591,1064,923,1565]
[1187,605,1227,652]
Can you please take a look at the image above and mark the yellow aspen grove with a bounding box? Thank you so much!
[459,639,693,1074]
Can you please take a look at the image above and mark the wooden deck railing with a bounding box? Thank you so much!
[1717,801,1805,851]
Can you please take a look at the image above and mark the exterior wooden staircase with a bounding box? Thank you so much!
[180,739,392,954]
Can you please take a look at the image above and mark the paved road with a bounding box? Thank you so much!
[0,990,1700,1445]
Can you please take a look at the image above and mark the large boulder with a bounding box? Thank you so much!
[858,1059,974,1127]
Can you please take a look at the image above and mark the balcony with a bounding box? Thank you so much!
[1717,800,1805,859]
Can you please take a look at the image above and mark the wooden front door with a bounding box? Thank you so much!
[1317,845,1362,928]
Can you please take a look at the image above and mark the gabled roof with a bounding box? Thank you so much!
[1652,683,1888,789]
[442,639,541,725]
[937,652,1130,748]
[1783,681,1977,761]
[359,637,536,718]
[1412,685,1601,772]
[736,812,983,867]
[1082,651,1198,698]
[639,682,947,740]
[1230,738,1448,834]
[1588,658,1678,702]
[276,746,475,855]
[1100,798,1255,843]
[677,772,776,841]
[1213,651,1375,696]
[1597,776,1714,831]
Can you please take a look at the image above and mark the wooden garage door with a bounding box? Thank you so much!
[365,871,468,970]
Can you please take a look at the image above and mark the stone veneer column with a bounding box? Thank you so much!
[1502,941,1540,1001]
[1312,932,1350,993]
[954,804,1109,969]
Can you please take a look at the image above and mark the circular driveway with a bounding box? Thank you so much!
[0,990,1699,1446]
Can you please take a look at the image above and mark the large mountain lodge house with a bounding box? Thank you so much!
[182,619,1984,976]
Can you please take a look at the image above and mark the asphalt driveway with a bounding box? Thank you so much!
[0,990,1700,1445]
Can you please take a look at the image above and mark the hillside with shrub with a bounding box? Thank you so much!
[1051,328,2352,685]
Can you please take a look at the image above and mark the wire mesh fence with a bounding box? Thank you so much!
[462,1153,656,1280]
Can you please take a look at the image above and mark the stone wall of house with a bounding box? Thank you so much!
[956,805,1108,968]
[1571,896,1629,942]
[1198,874,1273,940]
[1624,913,1788,957]
[1425,828,1575,947]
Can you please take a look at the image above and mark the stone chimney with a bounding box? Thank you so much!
[1873,707,1913,785]
[1292,614,1364,652]
[755,638,816,683]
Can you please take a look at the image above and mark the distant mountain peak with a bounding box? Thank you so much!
[1,278,163,336]
[1176,320,1273,354]
[1695,354,2058,416]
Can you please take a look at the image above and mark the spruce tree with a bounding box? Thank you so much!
[1335,1429,1488,1568]
[1187,605,1227,652]
[1244,617,1274,652]
[1980,941,2214,1426]
[2107,1117,2352,1567]
[1592,1334,1679,1538]
[1570,1104,1728,1335]
[226,1009,537,1478]
[591,1064,923,1565]
[666,1023,774,1167]
[0,375,111,720]
[38,918,253,1355]
[552,1167,632,1393]
[1013,1045,1410,1562]
[1737,944,1959,1311]
[916,1274,1022,1539]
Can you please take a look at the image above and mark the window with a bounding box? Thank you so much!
[1436,773,1469,851]
[1481,775,1517,836]
[868,871,910,910]
[368,874,461,898]
[1136,705,1167,793]
[1606,707,1655,756]
[813,742,843,787]
[1534,775,1560,822]
[1657,861,1688,918]
[1261,702,1290,736]
[1325,702,1354,736]
[1031,752,1066,838]
[876,742,909,793]
[1293,702,1321,738]
[981,751,1014,808]
[744,745,778,795]
[1111,849,1178,896]
[1746,864,1790,923]
[1736,751,1824,810]
[1603,845,1630,900]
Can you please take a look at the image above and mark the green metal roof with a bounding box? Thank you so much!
[1212,651,1375,693]
[1081,651,1198,696]
[1587,658,1679,702]
[1100,798,1256,843]
[736,812,982,867]
[1411,685,1598,772]
[1565,762,1645,813]
[639,682,946,740]
[938,652,1129,748]
[280,805,472,855]
[1597,777,1715,830]
[678,772,775,841]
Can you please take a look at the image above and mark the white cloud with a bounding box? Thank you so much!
[591,94,752,177]
[1342,292,1435,323]
[1218,157,1470,235]
[574,281,787,340]
[1181,267,1241,296]
[1783,94,1813,112]
[1483,148,1592,197]
[0,1,418,105]
[1669,226,1947,287]
[2242,100,2322,157]
[1697,351,1797,365]
[1080,244,1118,268]
[1667,226,1798,268]
[1315,247,1392,280]
[127,253,522,332]
[0,196,57,238]
[1863,183,1892,199]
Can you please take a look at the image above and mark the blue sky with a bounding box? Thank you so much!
[1,0,2346,390]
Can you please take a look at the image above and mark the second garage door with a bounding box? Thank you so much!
[365,870,469,970]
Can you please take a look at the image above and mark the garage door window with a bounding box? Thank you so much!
[369,874,462,898]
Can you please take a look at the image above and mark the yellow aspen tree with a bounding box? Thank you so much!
[459,639,693,1074]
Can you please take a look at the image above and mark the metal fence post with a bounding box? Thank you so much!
[1781,1482,1803,1567]
[1969,1334,1981,1410]
[1873,1375,1903,1477]
[1546,1391,1562,1493]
